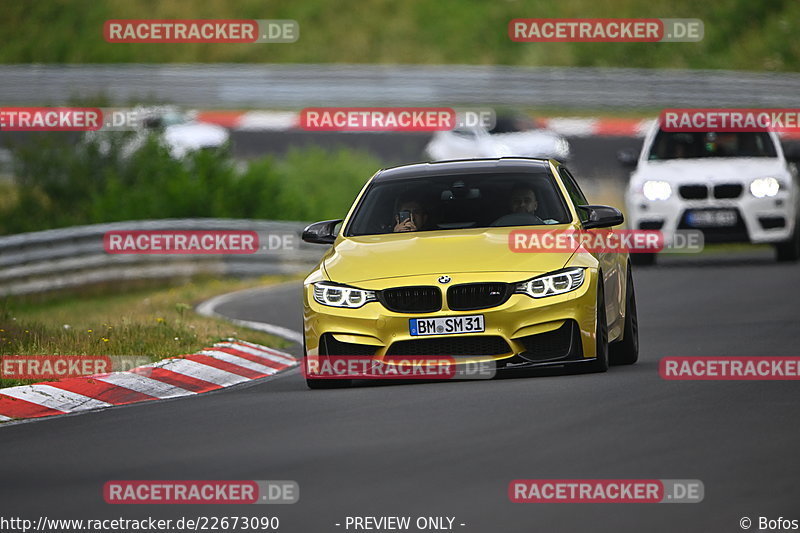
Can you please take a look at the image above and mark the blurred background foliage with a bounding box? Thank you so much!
[0,133,380,234]
[0,0,796,71]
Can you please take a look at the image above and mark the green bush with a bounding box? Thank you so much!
[0,134,381,235]
[0,0,798,71]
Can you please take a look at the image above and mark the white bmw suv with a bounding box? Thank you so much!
[625,124,800,263]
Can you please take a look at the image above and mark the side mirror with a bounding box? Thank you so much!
[617,148,639,169]
[578,205,625,229]
[302,219,343,245]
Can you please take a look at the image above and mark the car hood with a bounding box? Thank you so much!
[322,227,578,284]
[633,157,787,184]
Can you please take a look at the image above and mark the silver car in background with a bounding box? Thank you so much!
[425,112,570,161]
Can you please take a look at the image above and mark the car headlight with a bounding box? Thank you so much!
[515,268,586,299]
[750,177,781,198]
[642,180,672,201]
[312,282,377,308]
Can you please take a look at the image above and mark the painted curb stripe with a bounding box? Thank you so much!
[198,349,281,374]
[203,347,288,372]
[182,354,266,381]
[148,358,251,388]
[0,384,111,412]
[134,367,221,394]
[95,373,194,400]
[45,378,156,405]
[0,341,297,423]
[196,111,800,140]
[0,395,66,418]
[228,339,295,358]
[216,341,296,365]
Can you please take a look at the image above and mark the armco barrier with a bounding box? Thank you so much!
[0,219,325,296]
[1,64,799,109]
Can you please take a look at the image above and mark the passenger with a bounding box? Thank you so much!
[393,199,430,232]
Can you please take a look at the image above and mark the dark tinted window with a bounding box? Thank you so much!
[648,131,778,160]
[345,171,570,236]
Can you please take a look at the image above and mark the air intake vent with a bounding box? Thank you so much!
[386,336,510,356]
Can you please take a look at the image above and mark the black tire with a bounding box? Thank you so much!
[774,224,800,262]
[609,266,639,366]
[587,278,609,373]
[630,252,656,266]
[303,341,353,389]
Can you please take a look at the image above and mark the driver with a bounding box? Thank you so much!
[492,184,544,226]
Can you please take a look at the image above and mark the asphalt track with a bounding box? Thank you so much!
[2,245,800,532]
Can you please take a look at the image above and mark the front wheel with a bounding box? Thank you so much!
[630,253,656,266]
[609,266,639,365]
[304,341,353,389]
[774,223,800,262]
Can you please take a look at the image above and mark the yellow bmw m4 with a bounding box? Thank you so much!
[301,158,638,388]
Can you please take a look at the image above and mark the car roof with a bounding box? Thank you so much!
[372,157,554,182]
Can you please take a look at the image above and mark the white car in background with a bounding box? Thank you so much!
[425,112,570,161]
[625,124,800,264]
[88,106,230,159]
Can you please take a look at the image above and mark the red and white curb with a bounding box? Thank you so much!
[0,339,297,423]
[539,117,655,138]
[195,110,800,140]
[195,110,653,137]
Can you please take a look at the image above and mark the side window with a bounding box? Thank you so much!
[558,167,589,222]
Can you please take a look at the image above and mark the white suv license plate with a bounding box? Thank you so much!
[409,315,485,336]
[687,209,737,227]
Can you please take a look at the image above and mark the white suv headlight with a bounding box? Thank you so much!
[642,180,672,201]
[750,177,781,198]
[313,282,376,308]
[515,268,586,299]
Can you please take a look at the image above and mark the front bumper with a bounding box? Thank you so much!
[626,187,796,245]
[303,270,600,372]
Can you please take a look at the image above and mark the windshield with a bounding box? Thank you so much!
[345,171,571,236]
[648,130,778,160]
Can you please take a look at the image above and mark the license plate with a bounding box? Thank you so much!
[409,315,485,336]
[687,210,737,227]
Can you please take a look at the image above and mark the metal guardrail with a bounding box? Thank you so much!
[0,219,326,296]
[1,64,798,109]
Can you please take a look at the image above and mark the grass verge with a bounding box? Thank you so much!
[0,275,302,389]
